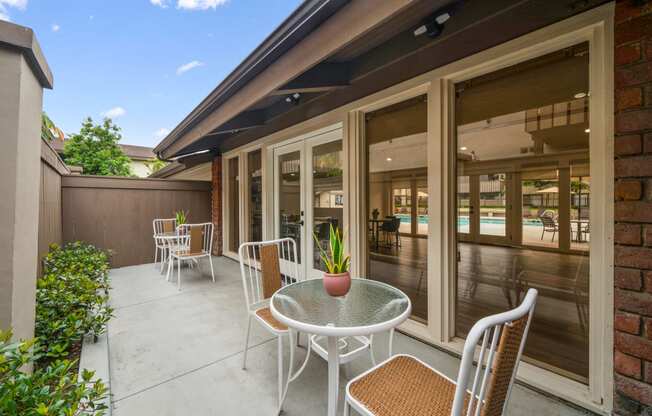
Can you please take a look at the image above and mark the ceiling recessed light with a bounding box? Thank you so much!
[386,157,392,162]
[584,128,590,133]
[574,92,587,99]
[460,146,467,151]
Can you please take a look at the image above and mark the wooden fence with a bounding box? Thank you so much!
[60,176,211,268]
[38,140,69,274]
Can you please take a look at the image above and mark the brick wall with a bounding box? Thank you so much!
[614,1,652,414]
[211,155,223,256]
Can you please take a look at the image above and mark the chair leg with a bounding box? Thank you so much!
[208,255,215,282]
[388,328,395,357]
[166,254,172,282]
[177,256,182,291]
[242,315,252,369]
[154,245,158,267]
[277,335,284,407]
[369,334,376,367]
[343,400,350,416]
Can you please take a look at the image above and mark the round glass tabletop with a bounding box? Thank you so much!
[271,278,411,336]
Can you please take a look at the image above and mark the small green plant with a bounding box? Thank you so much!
[37,243,112,363]
[175,210,188,226]
[313,224,350,274]
[0,330,108,416]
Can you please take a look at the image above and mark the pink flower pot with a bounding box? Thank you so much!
[323,272,351,297]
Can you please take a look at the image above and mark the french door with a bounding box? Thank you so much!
[458,173,511,245]
[273,129,344,280]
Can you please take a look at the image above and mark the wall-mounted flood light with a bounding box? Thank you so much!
[413,1,463,39]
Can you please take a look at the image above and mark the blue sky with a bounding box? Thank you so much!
[1,0,302,147]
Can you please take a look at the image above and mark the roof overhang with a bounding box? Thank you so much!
[155,0,610,160]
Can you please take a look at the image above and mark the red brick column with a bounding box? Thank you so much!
[614,1,652,414]
[211,155,223,256]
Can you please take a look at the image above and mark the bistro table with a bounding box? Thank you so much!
[270,278,411,416]
[155,231,186,278]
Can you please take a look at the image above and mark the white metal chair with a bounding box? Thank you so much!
[153,218,176,272]
[344,289,538,416]
[239,238,301,411]
[167,223,215,290]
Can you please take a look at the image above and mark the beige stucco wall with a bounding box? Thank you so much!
[130,159,152,178]
[0,46,44,341]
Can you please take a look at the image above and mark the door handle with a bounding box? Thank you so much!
[298,220,304,226]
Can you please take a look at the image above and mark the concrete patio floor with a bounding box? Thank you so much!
[103,257,592,415]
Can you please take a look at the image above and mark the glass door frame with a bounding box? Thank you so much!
[348,6,613,413]
[272,128,344,281]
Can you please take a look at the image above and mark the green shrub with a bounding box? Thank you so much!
[36,243,113,362]
[0,330,108,416]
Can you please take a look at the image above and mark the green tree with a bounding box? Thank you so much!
[63,118,132,176]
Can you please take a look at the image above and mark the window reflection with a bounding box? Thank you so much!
[366,95,428,323]
[455,42,590,383]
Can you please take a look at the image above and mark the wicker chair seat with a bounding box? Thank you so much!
[255,307,288,331]
[348,355,472,416]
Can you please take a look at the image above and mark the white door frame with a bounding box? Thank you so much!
[271,127,344,280]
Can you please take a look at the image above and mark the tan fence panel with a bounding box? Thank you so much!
[61,176,211,268]
[38,141,69,275]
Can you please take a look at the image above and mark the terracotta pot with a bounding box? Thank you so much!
[323,271,351,297]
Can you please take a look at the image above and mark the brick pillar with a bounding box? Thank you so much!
[613,1,652,414]
[211,155,223,256]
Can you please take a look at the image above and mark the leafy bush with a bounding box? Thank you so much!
[36,243,112,362]
[0,330,108,416]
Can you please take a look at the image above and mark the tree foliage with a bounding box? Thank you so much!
[41,112,64,142]
[63,118,132,176]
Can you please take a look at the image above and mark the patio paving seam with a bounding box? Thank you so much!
[110,337,276,404]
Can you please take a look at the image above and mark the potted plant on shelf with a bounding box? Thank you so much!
[313,224,351,296]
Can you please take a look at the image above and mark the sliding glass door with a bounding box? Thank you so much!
[454,42,591,383]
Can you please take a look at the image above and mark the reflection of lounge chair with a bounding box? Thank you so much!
[539,212,558,241]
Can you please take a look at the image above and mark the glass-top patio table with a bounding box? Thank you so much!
[271,278,411,416]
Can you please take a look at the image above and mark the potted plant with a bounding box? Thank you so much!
[313,224,351,296]
[372,208,380,220]
[175,210,188,226]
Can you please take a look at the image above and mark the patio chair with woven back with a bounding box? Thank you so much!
[344,288,538,416]
[239,238,301,412]
[152,218,176,272]
[167,222,215,290]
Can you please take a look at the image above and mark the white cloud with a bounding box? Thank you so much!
[177,0,227,10]
[101,106,126,119]
[176,60,204,75]
[154,128,171,140]
[51,23,60,32]
[0,0,27,21]
[150,0,168,8]
[0,0,27,9]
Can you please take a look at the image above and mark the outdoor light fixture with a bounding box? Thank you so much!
[585,128,590,133]
[386,157,392,162]
[574,92,587,99]
[460,146,467,151]
[285,93,301,105]
[413,1,462,38]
